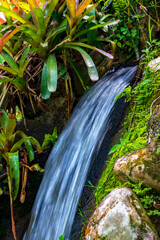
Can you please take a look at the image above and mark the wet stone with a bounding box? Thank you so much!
[85,187,159,240]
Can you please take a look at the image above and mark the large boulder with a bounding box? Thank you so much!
[114,105,160,191]
[114,147,160,192]
[85,187,158,240]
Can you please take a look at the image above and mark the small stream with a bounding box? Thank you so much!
[23,66,137,240]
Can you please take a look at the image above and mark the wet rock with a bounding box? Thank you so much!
[148,57,160,72]
[114,147,160,191]
[114,105,160,191]
[85,187,158,240]
[147,105,160,145]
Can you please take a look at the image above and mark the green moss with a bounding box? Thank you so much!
[95,48,160,215]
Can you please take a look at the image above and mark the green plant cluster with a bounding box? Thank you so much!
[112,0,128,17]
[95,41,160,216]
[0,0,118,108]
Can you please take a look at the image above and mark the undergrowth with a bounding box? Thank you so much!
[95,43,160,216]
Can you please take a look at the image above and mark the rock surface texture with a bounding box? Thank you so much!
[85,187,159,240]
[114,147,160,191]
[114,106,160,191]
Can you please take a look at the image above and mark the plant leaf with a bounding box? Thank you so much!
[65,42,114,59]
[41,60,51,99]
[76,0,93,17]
[63,45,99,81]
[28,137,42,154]
[30,163,44,172]
[34,7,46,38]
[19,46,30,69]
[24,139,34,162]
[45,0,59,27]
[108,144,121,155]
[67,58,86,89]
[0,110,8,133]
[1,50,19,73]
[8,151,20,200]
[47,54,58,92]
[5,114,16,141]
[0,6,28,24]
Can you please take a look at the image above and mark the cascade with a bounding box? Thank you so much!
[23,66,137,240]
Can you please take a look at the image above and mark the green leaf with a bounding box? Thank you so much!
[64,42,113,59]
[8,151,20,200]
[0,6,28,25]
[24,139,34,162]
[19,46,30,69]
[30,163,44,172]
[0,66,18,76]
[47,54,58,92]
[67,58,86,89]
[12,77,27,92]
[10,138,26,153]
[58,64,67,79]
[28,137,42,154]
[42,127,58,150]
[59,234,65,240]
[74,20,119,39]
[1,50,19,73]
[34,7,46,38]
[64,45,98,81]
[41,60,51,100]
[45,0,59,27]
[0,110,8,133]
[5,114,16,140]
[108,144,121,155]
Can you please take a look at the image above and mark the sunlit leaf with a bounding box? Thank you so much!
[30,163,44,172]
[1,50,19,73]
[47,54,58,92]
[64,45,99,81]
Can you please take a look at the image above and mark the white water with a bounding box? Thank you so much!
[24,66,137,240]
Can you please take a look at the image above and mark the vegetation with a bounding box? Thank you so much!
[95,40,160,217]
[0,0,160,239]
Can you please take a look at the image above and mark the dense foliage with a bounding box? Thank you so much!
[0,0,160,239]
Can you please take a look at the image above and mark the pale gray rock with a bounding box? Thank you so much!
[114,147,160,191]
[85,187,158,240]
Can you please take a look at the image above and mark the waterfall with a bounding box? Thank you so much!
[23,66,137,240]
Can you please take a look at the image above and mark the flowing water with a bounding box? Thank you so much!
[24,66,137,240]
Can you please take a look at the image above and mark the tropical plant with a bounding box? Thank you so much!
[0,110,43,240]
[0,0,118,105]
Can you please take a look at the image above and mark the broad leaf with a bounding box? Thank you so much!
[34,7,46,38]
[8,151,20,200]
[47,54,58,92]
[41,60,51,99]
[24,140,34,162]
[5,114,16,140]
[1,50,19,73]
[63,45,99,81]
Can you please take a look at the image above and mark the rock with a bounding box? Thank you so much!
[147,105,160,144]
[148,57,160,72]
[85,187,158,240]
[114,147,160,191]
[114,106,160,191]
